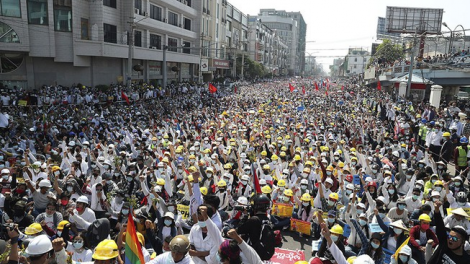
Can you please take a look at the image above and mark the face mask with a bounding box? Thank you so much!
[372,170,377,174]
[54,171,60,176]
[438,166,444,169]
[103,165,110,169]
[198,221,207,228]
[272,160,277,165]
[359,219,367,226]
[388,189,395,195]
[406,175,412,180]
[283,196,290,202]
[328,218,335,223]
[379,213,385,219]
[455,182,461,186]
[241,180,247,185]
[399,255,408,263]
[122,209,129,215]
[418,164,424,168]
[301,185,307,190]
[432,197,439,202]
[435,186,442,192]
[421,223,430,230]
[61,199,68,206]
[328,200,335,206]
[458,202,466,207]
[206,173,212,178]
[159,168,164,173]
[168,206,175,212]
[127,177,133,182]
[398,204,405,210]
[357,209,364,214]
[67,186,73,192]
[394,228,403,235]
[431,179,436,184]
[2,175,8,180]
[73,242,84,249]
[351,162,357,166]
[371,242,380,249]
[57,231,62,237]
[326,171,332,176]
[302,202,309,207]
[331,235,339,242]
[91,164,97,168]
[412,195,419,200]
[164,219,172,226]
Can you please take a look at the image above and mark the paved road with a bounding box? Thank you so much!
[279,230,314,260]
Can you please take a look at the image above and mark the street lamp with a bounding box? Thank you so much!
[442,22,466,54]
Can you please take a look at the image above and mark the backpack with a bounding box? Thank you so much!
[252,219,276,260]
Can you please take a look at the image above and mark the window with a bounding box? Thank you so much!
[1,0,21,17]
[0,21,20,43]
[168,37,177,52]
[150,5,162,21]
[216,3,219,18]
[168,12,178,26]
[183,41,190,54]
[134,30,142,47]
[134,0,141,14]
[183,18,191,30]
[216,25,218,38]
[150,34,161,49]
[103,23,117,43]
[103,0,116,8]
[27,0,48,24]
[354,58,357,62]
[54,0,72,32]
[81,18,89,40]
[202,40,209,56]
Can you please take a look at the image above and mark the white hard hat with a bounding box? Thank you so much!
[241,175,250,181]
[38,180,52,188]
[68,141,76,147]
[25,235,53,256]
[83,141,90,146]
[300,179,308,185]
[76,195,89,204]
[353,254,375,264]
[400,245,412,256]
[1,169,9,174]
[33,161,42,167]
[259,179,267,185]
[237,196,248,205]
[240,153,247,158]
[282,169,290,174]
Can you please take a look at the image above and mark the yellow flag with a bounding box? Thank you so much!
[393,237,410,260]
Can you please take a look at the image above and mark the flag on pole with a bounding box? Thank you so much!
[289,83,295,92]
[315,82,319,91]
[377,80,382,91]
[121,91,130,105]
[209,83,217,94]
[302,86,306,95]
[392,237,410,260]
[251,163,262,194]
[125,212,145,264]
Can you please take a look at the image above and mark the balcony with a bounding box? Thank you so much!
[159,0,198,18]
[135,14,197,39]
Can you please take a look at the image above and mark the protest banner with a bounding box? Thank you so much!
[272,203,294,218]
[177,204,190,219]
[290,218,311,236]
[264,248,305,264]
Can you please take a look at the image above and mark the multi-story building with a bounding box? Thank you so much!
[225,2,248,79]
[257,9,306,76]
[344,48,370,76]
[0,0,201,89]
[329,58,344,77]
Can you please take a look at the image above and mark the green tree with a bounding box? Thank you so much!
[369,39,404,67]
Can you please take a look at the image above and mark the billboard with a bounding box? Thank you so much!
[386,6,443,34]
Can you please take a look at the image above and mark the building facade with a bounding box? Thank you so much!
[0,0,201,89]
[344,48,371,76]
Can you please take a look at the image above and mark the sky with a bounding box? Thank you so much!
[228,0,470,72]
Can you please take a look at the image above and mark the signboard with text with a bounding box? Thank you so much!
[201,59,209,72]
[212,59,230,69]
[264,248,305,264]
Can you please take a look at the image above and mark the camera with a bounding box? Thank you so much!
[234,205,251,211]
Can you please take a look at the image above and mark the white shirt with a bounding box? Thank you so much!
[69,208,96,230]
[44,214,55,231]
[146,252,195,264]
[66,244,93,263]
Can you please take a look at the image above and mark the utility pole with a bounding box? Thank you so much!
[163,45,168,90]
[241,52,245,80]
[406,27,418,99]
[126,0,135,87]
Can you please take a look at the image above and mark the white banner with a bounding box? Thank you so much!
[201,59,209,72]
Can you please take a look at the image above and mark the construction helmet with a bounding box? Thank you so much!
[24,235,53,256]
[326,165,334,171]
[25,223,43,235]
[217,180,227,187]
[224,163,232,169]
[278,179,286,187]
[280,151,287,157]
[200,187,208,196]
[301,193,311,202]
[261,151,267,156]
[156,178,165,186]
[169,235,190,254]
[51,166,60,172]
[261,185,272,194]
[443,132,451,137]
[330,224,344,235]
[329,193,339,201]
[338,162,345,168]
[57,220,70,231]
[418,214,431,222]
[187,174,194,182]
[294,155,301,161]
[271,154,279,161]
[263,164,271,170]
[284,189,294,197]
[92,239,119,260]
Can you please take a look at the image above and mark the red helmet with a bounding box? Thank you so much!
[367,181,377,188]
[345,174,353,183]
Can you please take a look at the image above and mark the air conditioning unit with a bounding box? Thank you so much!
[135,8,140,15]
[143,11,148,17]
[150,46,157,49]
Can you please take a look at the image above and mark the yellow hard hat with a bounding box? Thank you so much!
[175,148,182,154]
[188,166,197,173]
[329,192,339,200]
[294,155,301,161]
[189,154,196,159]
[285,135,291,140]
[326,165,334,171]
[350,148,356,152]
[281,146,287,151]
[284,189,294,197]
[295,262,309,264]
[280,151,287,157]
[330,224,344,235]
[218,180,227,187]
[162,157,169,163]
[303,167,311,173]
[51,166,60,172]
[301,193,311,202]
[271,154,279,161]
[57,220,70,231]
[434,180,444,186]
[338,162,345,168]
[262,185,272,194]
[92,239,119,260]
[305,161,313,166]
[25,223,43,235]
[188,174,194,182]
[351,157,358,161]
[261,151,267,156]
[156,178,165,186]
[419,214,431,222]
[224,163,232,169]
[163,134,169,139]
[266,135,271,139]
[200,187,208,196]
[295,147,302,153]
[289,162,295,167]
[204,149,211,154]
[323,146,329,152]
[263,164,271,170]
[443,132,451,137]
[278,179,286,187]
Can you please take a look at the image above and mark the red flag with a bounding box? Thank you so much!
[341,85,344,91]
[325,90,328,96]
[252,163,262,194]
[209,83,217,94]
[234,86,237,93]
[377,80,382,91]
[289,83,295,92]
[121,91,130,105]
[315,82,319,91]
[302,86,306,95]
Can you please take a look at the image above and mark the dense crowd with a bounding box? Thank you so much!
[0,78,468,264]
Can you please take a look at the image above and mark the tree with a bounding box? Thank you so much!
[368,39,404,67]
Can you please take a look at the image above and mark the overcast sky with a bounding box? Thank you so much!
[228,0,470,72]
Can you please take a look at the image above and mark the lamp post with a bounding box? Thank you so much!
[442,22,466,54]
